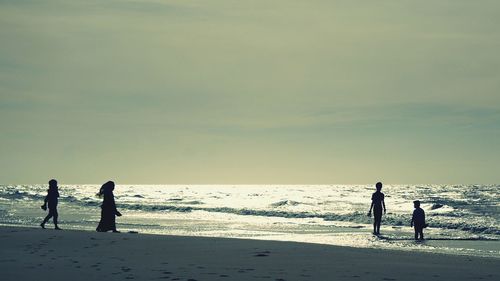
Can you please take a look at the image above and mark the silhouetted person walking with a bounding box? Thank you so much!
[96,181,122,232]
[411,200,426,240]
[40,179,61,230]
[368,182,386,235]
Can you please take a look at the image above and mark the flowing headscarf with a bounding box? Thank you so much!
[98,181,115,197]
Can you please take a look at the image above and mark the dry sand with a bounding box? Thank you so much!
[0,226,498,281]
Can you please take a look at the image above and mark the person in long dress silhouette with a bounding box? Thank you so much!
[96,181,122,232]
[367,182,386,235]
[40,179,61,230]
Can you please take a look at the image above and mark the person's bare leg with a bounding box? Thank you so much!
[41,213,52,229]
[53,212,61,230]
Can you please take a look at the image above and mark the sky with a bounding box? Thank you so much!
[1,0,499,184]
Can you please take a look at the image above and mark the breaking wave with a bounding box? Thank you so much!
[1,185,499,236]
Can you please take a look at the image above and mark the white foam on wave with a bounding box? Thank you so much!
[0,184,499,241]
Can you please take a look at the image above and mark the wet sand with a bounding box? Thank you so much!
[1,226,498,281]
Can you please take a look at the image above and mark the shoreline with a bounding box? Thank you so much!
[2,221,499,259]
[1,226,499,281]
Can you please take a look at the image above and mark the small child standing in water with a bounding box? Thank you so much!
[411,200,425,240]
[40,179,61,230]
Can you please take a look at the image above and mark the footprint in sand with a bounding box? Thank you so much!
[121,266,132,272]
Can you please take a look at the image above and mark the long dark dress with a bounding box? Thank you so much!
[96,191,119,232]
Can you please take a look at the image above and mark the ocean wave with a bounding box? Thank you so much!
[1,188,498,236]
[431,203,444,210]
[0,191,45,201]
[270,200,301,207]
[377,236,499,241]
[111,204,500,235]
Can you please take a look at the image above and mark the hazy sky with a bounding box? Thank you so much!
[1,0,499,184]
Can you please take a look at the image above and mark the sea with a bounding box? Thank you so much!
[0,184,498,258]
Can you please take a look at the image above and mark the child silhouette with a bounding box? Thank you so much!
[411,200,426,240]
[40,179,61,230]
[368,182,386,235]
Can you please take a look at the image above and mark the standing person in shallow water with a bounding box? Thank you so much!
[96,181,122,232]
[367,182,386,235]
[40,179,61,230]
[411,200,426,240]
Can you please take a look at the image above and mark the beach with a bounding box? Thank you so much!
[2,184,499,257]
[2,1,499,280]
[1,226,498,281]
